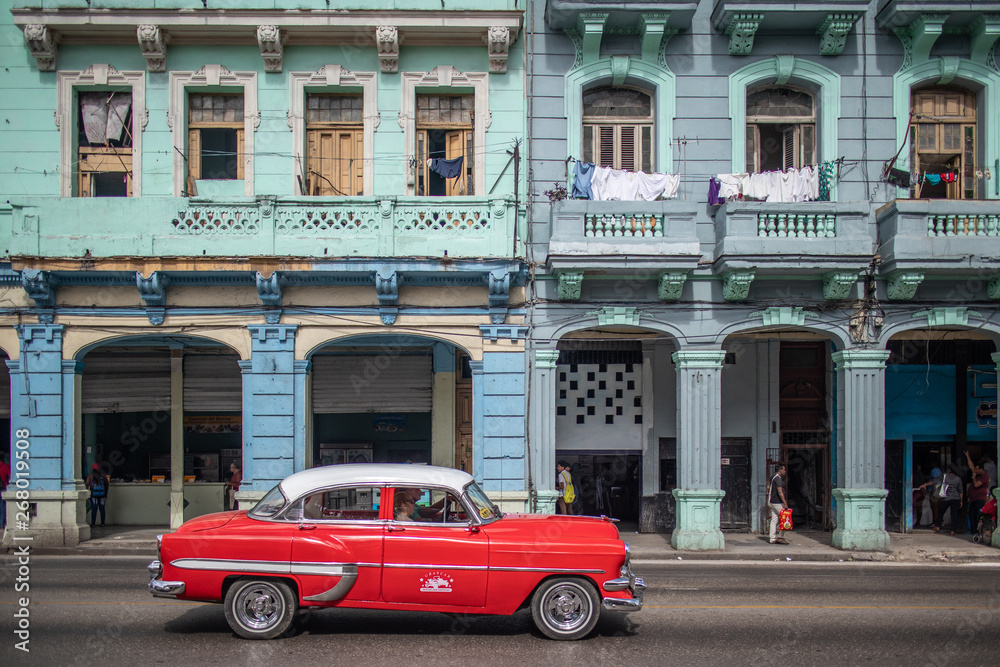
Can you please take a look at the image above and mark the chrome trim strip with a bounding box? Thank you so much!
[290,562,355,577]
[303,572,358,602]
[489,566,606,574]
[149,579,186,598]
[383,563,489,571]
[602,596,642,612]
[171,558,355,577]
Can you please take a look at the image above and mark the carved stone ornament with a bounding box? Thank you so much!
[588,306,648,328]
[817,14,860,57]
[657,272,688,301]
[486,26,511,74]
[137,25,167,72]
[557,272,584,301]
[722,270,755,301]
[823,271,859,300]
[886,271,924,301]
[488,268,511,324]
[22,269,55,308]
[257,25,284,73]
[990,273,1000,300]
[725,14,763,57]
[375,267,399,325]
[24,24,57,71]
[136,271,169,325]
[256,271,285,324]
[377,26,399,73]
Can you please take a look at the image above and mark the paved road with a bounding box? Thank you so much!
[2,556,999,665]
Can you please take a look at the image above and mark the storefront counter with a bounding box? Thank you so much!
[102,483,226,525]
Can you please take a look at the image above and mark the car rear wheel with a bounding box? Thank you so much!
[224,579,297,639]
[530,577,600,640]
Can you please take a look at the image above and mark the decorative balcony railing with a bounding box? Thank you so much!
[757,213,837,238]
[4,196,518,260]
[926,213,1000,237]
[713,201,872,274]
[585,213,663,238]
[877,199,1000,275]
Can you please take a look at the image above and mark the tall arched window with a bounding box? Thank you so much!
[746,86,815,172]
[582,86,653,172]
[910,86,977,199]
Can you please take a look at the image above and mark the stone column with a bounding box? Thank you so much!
[431,342,457,469]
[992,352,1000,549]
[169,349,184,530]
[529,348,560,513]
[478,351,527,511]
[671,348,727,551]
[831,349,891,551]
[238,325,298,507]
[469,360,484,484]
[293,359,311,474]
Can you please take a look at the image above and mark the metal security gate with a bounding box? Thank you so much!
[885,439,905,533]
[183,353,242,412]
[720,438,751,530]
[312,354,432,413]
[0,356,10,418]
[81,349,171,413]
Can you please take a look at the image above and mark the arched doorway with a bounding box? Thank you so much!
[79,338,243,525]
[308,335,472,471]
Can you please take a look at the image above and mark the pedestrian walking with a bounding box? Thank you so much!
[85,463,109,527]
[227,463,242,511]
[555,461,575,515]
[767,464,789,544]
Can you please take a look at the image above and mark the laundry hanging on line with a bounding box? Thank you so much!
[428,156,464,179]
[709,165,820,204]
[570,160,679,201]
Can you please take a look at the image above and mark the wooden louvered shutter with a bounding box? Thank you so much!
[746,125,758,173]
[187,128,201,181]
[802,124,815,167]
[236,129,245,180]
[598,126,614,167]
[782,127,797,170]
[446,129,465,196]
[619,126,636,171]
[416,129,428,195]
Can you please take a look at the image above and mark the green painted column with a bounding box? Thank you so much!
[529,349,561,513]
[671,348,727,551]
[831,349,892,552]
[992,353,1000,549]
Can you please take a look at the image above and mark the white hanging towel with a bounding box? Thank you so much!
[717,173,742,199]
[634,172,680,200]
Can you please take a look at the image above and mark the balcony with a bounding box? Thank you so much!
[4,196,518,261]
[876,199,1000,275]
[546,200,701,276]
[712,1,870,55]
[544,1,698,30]
[713,200,874,275]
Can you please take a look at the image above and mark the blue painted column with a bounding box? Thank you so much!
[238,325,299,504]
[671,348,727,551]
[3,325,87,547]
[831,349,891,552]
[993,352,1000,549]
[528,348,560,513]
[470,360,484,485]
[480,352,526,502]
[293,359,311,473]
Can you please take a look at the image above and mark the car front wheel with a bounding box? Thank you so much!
[224,579,297,639]
[530,577,601,640]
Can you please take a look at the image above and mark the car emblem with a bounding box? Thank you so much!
[419,572,454,593]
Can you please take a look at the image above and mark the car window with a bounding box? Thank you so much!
[464,481,502,522]
[287,486,382,522]
[391,487,469,525]
[249,484,287,518]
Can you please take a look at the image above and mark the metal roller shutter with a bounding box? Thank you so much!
[183,354,242,412]
[312,355,432,414]
[0,357,10,419]
[82,350,171,414]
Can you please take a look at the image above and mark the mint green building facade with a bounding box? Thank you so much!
[1,1,529,546]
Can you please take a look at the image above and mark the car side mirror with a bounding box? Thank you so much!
[465,524,481,534]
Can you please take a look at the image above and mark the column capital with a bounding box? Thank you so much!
[831,349,890,370]
[991,351,1000,366]
[61,360,84,374]
[671,349,726,369]
[468,360,484,375]
[534,349,560,368]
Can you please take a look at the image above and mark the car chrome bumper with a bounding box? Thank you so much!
[147,560,185,598]
[602,542,646,612]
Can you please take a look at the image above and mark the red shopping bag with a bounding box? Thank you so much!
[779,508,793,531]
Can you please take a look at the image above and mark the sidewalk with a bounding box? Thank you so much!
[19,524,1000,563]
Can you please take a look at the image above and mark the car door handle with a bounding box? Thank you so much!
[298,524,316,531]
[387,525,406,532]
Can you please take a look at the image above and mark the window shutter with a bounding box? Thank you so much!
[236,129,245,180]
[802,124,815,166]
[746,125,757,173]
[782,126,796,170]
[619,125,636,171]
[583,125,594,164]
[415,129,428,196]
[640,125,652,172]
[352,130,364,196]
[445,130,465,196]
[187,128,201,181]
[466,130,474,195]
[599,126,614,168]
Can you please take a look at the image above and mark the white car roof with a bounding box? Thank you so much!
[278,463,475,501]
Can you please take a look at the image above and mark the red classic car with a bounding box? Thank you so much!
[148,464,644,640]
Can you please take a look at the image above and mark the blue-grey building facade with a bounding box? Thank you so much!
[525,1,1000,550]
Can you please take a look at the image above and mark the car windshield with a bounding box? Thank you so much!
[249,484,287,518]
[464,481,502,522]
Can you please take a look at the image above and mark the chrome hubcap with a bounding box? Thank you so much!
[543,585,589,631]
[235,584,283,631]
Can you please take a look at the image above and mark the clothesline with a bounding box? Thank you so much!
[569,159,680,201]
[709,164,832,204]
